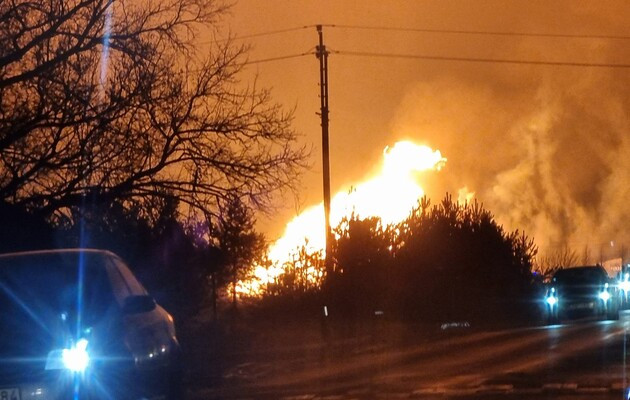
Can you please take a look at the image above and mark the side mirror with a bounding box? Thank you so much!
[122,295,156,315]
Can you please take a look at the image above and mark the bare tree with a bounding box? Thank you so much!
[0,0,307,223]
[581,245,592,265]
[534,247,579,280]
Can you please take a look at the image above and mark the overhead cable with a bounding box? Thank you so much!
[322,24,630,41]
[332,50,630,69]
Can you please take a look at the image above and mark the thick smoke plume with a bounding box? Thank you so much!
[391,62,630,261]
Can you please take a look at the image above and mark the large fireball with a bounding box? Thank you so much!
[267,140,446,269]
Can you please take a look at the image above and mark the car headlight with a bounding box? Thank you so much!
[45,338,90,373]
[599,284,611,302]
[620,279,630,292]
[62,338,90,372]
[545,287,557,306]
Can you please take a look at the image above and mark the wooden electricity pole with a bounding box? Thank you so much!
[316,25,333,275]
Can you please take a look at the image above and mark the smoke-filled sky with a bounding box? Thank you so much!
[219,1,630,256]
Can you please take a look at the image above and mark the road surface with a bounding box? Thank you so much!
[192,313,630,399]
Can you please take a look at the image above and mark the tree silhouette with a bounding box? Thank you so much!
[323,194,538,322]
[328,214,393,316]
[0,0,306,222]
[210,195,266,309]
[0,201,54,252]
[537,248,578,275]
[264,242,325,297]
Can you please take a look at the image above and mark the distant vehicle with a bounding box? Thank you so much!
[544,265,620,324]
[617,266,630,309]
[0,249,183,400]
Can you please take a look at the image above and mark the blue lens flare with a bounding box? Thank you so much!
[0,281,49,333]
[76,248,86,339]
[99,0,113,89]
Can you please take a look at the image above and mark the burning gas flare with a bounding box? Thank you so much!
[259,141,446,282]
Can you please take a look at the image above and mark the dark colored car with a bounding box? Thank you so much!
[0,249,183,400]
[617,268,630,309]
[544,265,620,324]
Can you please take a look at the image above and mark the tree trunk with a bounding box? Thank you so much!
[211,273,217,320]
[232,273,237,309]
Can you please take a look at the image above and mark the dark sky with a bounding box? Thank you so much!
[220,1,630,257]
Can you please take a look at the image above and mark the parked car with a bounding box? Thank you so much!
[544,265,620,324]
[0,249,183,399]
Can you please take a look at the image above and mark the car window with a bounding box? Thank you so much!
[552,267,607,283]
[0,252,116,325]
[104,257,132,306]
[110,256,147,296]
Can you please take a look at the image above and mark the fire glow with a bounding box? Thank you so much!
[250,140,447,288]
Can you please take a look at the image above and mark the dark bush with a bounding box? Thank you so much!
[0,202,54,253]
[324,194,538,324]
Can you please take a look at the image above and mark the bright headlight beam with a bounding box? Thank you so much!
[620,281,630,292]
[62,338,89,372]
[546,296,557,306]
[599,291,611,302]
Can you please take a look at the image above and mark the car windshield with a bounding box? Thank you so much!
[0,252,115,328]
[553,267,607,284]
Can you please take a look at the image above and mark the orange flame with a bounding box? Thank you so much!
[235,141,446,295]
[262,141,446,281]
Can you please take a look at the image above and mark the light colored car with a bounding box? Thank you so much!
[0,249,183,400]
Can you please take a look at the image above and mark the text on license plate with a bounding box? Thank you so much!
[0,388,20,400]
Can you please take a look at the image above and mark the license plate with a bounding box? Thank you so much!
[0,388,20,400]
[568,302,594,310]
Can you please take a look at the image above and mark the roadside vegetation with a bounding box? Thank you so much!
[259,194,539,325]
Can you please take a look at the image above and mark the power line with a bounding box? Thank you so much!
[200,24,630,47]
[172,51,314,75]
[322,24,630,41]
[200,25,315,45]
[332,50,630,69]
[243,51,314,65]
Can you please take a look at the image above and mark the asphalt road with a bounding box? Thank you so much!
[192,312,630,399]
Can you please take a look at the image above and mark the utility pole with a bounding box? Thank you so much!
[316,25,333,275]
